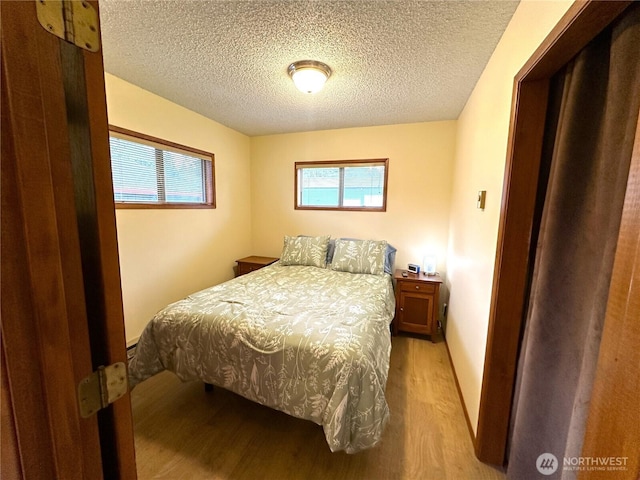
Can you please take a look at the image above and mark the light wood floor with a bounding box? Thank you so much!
[130,336,505,480]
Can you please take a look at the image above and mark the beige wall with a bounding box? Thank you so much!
[445,0,574,434]
[250,121,457,276]
[105,74,252,345]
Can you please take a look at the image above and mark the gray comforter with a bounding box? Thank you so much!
[129,262,395,453]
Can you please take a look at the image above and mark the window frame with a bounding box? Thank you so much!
[109,125,216,209]
[294,158,389,212]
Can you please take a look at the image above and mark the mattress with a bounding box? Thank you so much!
[128,261,395,453]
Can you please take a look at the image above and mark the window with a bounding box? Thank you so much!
[108,126,215,209]
[295,159,388,211]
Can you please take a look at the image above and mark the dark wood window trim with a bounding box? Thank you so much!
[109,125,216,209]
[474,0,634,466]
[294,158,389,212]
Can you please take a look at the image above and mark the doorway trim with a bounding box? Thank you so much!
[474,0,634,464]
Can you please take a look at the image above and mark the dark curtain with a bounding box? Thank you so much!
[507,5,640,480]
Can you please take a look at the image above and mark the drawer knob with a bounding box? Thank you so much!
[415,285,419,290]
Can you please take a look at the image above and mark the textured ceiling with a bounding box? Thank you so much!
[99,1,520,136]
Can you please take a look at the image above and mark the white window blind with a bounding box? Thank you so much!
[109,128,215,208]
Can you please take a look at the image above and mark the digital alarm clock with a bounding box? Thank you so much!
[407,263,421,274]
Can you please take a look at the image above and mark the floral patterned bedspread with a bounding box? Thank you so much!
[128,262,396,453]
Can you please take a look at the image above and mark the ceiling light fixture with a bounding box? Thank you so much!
[288,60,332,94]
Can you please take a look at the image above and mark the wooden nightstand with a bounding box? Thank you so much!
[235,256,278,277]
[393,269,443,341]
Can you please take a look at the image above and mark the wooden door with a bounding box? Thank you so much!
[1,1,136,478]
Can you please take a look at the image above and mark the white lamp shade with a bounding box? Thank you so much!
[291,67,328,94]
[423,255,437,275]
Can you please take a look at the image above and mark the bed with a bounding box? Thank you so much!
[128,236,396,453]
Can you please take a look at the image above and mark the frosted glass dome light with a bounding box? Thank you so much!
[288,60,332,94]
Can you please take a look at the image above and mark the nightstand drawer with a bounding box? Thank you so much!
[399,282,436,294]
[237,263,262,275]
[236,264,252,276]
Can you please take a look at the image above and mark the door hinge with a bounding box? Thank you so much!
[78,362,128,418]
[36,0,100,52]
